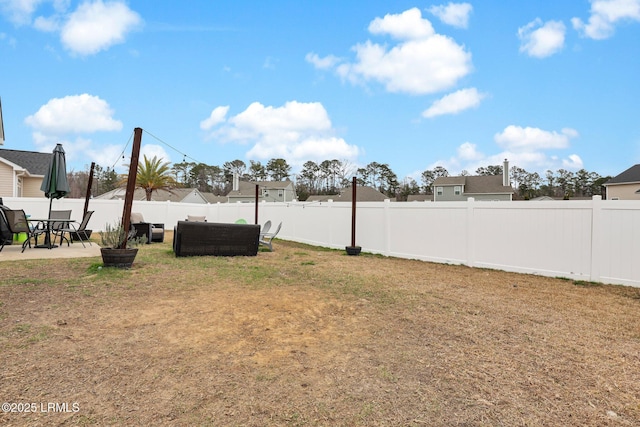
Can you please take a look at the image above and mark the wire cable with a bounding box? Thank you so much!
[110,130,134,170]
[142,129,201,164]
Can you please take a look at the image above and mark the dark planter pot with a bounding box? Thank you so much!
[101,248,138,268]
[345,245,361,256]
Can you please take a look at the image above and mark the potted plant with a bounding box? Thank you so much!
[99,221,146,268]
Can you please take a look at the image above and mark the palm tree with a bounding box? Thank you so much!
[121,155,176,201]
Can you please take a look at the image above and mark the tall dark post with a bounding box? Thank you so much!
[83,162,95,216]
[351,176,356,247]
[255,184,259,224]
[346,176,361,255]
[120,128,142,249]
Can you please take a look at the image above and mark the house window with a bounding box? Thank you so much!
[454,186,461,195]
[278,189,284,198]
[436,186,443,196]
[263,189,269,198]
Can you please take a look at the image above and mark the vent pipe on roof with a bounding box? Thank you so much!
[503,159,509,187]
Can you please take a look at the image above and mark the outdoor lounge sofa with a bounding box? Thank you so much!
[173,221,260,257]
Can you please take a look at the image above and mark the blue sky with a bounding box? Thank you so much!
[1,0,639,180]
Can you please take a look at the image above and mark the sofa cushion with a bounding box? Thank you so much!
[130,212,144,223]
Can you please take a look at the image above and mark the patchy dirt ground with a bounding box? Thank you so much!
[1,239,640,426]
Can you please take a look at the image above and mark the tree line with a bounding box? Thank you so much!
[65,157,610,201]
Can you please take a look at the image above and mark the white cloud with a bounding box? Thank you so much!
[263,56,278,69]
[305,52,341,69]
[572,0,640,39]
[430,125,583,175]
[0,31,17,47]
[562,154,584,169]
[427,2,473,29]
[287,137,359,161]
[368,7,435,40]
[456,142,483,161]
[0,0,45,25]
[25,93,123,134]
[31,134,100,167]
[315,7,472,95]
[60,0,142,55]
[435,145,584,176]
[33,14,59,31]
[1,0,140,55]
[200,106,229,131]
[201,101,360,166]
[139,144,171,165]
[422,87,486,118]
[518,18,566,58]
[494,125,578,151]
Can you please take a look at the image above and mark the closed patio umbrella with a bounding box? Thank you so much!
[39,143,70,247]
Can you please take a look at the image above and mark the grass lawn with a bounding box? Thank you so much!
[1,235,639,426]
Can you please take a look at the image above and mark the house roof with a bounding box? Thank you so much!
[306,186,388,202]
[95,187,212,202]
[201,192,228,203]
[604,164,640,185]
[407,194,433,202]
[433,175,513,195]
[0,148,51,176]
[227,180,294,197]
[433,176,466,186]
[464,175,513,194]
[150,188,206,202]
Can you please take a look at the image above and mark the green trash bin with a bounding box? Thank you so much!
[13,232,28,243]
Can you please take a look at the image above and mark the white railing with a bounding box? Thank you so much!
[4,196,640,288]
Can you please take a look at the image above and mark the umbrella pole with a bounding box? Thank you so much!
[42,197,54,248]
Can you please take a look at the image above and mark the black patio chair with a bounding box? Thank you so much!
[0,209,44,253]
[0,205,13,247]
[57,211,94,247]
[49,210,72,246]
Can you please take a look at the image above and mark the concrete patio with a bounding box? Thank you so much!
[0,241,102,262]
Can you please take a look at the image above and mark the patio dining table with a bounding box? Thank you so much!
[27,218,61,249]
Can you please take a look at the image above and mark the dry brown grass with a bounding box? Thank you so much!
[1,235,639,426]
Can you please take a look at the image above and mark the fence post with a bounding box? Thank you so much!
[590,195,603,283]
[384,199,391,256]
[466,197,475,268]
[327,199,334,246]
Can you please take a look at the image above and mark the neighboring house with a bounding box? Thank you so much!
[96,179,297,204]
[306,185,389,202]
[95,187,215,203]
[603,164,640,200]
[227,177,297,203]
[201,192,228,204]
[0,148,51,198]
[529,196,556,201]
[432,160,514,201]
[406,194,433,202]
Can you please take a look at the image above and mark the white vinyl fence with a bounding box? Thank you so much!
[4,196,640,288]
